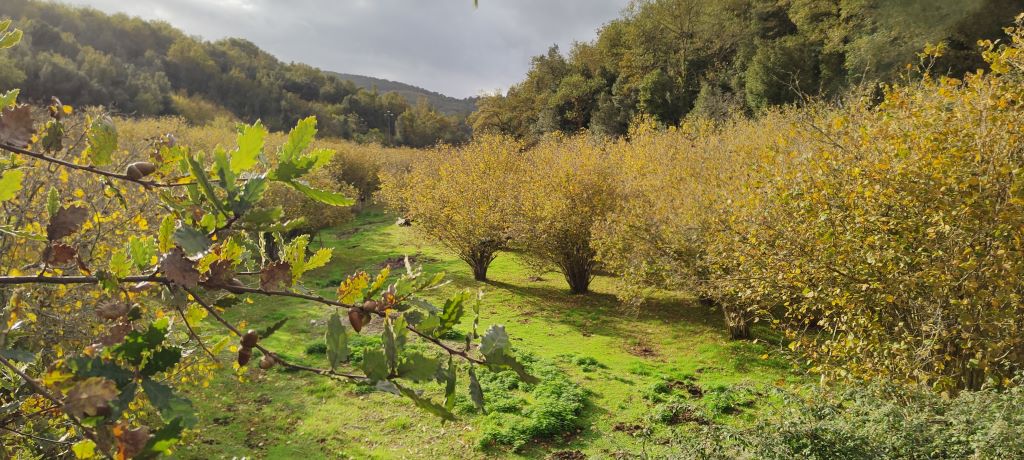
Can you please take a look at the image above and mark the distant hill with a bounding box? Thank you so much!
[2,0,471,147]
[328,72,477,116]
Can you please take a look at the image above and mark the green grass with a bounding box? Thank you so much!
[173,209,807,459]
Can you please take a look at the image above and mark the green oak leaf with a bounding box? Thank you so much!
[0,28,22,49]
[325,313,348,370]
[260,318,288,340]
[285,180,354,206]
[397,352,439,383]
[444,358,457,410]
[231,121,267,173]
[0,169,24,202]
[128,236,157,271]
[67,357,134,388]
[396,383,456,421]
[46,186,59,217]
[469,366,486,413]
[85,116,117,166]
[0,348,34,363]
[141,378,197,427]
[115,324,167,366]
[140,417,186,459]
[141,347,182,377]
[0,89,19,109]
[361,349,389,382]
[172,225,211,256]
[438,292,468,333]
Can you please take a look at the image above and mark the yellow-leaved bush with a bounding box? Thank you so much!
[600,19,1024,390]
[513,134,621,294]
[381,134,525,281]
[406,18,1024,391]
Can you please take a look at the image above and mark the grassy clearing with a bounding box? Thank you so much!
[175,210,806,459]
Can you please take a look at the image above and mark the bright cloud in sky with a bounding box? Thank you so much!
[57,0,631,98]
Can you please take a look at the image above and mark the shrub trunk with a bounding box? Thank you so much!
[704,297,751,340]
[559,250,594,295]
[463,243,499,282]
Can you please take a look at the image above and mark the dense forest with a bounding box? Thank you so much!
[0,0,470,147]
[471,0,1024,139]
[329,72,479,117]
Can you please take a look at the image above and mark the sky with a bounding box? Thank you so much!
[59,0,631,99]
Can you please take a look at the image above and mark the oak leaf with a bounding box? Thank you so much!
[259,261,292,291]
[160,248,200,288]
[0,105,34,148]
[47,205,89,241]
[64,377,118,418]
[44,242,77,265]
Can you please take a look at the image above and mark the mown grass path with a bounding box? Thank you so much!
[176,210,805,459]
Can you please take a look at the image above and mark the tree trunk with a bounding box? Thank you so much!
[726,316,751,340]
[464,244,497,282]
[705,297,751,340]
[561,254,592,295]
[471,259,489,282]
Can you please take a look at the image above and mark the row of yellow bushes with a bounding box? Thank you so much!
[382,22,1024,391]
[115,116,418,233]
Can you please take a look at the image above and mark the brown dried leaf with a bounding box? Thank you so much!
[0,105,35,148]
[64,377,118,418]
[259,261,292,291]
[160,248,200,288]
[47,205,89,241]
[96,300,130,321]
[203,259,236,288]
[115,424,151,460]
[97,322,133,346]
[43,242,77,266]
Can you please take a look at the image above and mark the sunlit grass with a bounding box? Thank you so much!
[175,209,807,459]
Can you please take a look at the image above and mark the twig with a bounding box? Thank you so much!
[181,286,365,382]
[174,305,217,361]
[0,275,162,285]
[0,275,484,365]
[0,425,74,445]
[0,354,110,458]
[0,142,191,189]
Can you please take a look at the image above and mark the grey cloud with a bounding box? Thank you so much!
[57,0,630,98]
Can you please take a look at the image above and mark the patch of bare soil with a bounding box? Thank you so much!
[667,380,704,398]
[666,405,711,426]
[377,254,436,270]
[612,422,647,436]
[624,337,659,358]
[548,450,587,460]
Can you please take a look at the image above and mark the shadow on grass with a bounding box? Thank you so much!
[485,279,725,338]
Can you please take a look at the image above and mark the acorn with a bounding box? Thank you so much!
[259,355,275,370]
[125,162,157,180]
[348,308,364,333]
[224,278,247,294]
[237,347,252,366]
[241,330,259,348]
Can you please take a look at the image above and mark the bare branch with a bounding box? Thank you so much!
[0,142,192,189]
